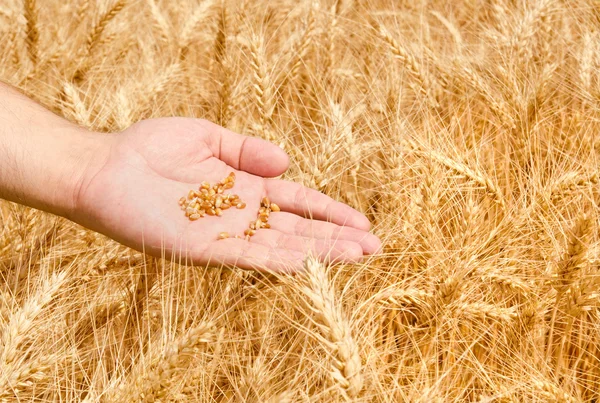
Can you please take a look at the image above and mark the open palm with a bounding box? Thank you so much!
[72,118,380,273]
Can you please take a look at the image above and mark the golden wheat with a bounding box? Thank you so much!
[1,0,600,401]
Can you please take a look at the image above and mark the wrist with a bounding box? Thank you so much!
[0,81,114,221]
[57,128,114,221]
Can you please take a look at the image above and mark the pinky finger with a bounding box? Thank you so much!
[199,238,305,274]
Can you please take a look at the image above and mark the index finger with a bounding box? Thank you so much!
[265,179,371,231]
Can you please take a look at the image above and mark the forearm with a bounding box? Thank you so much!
[0,81,106,219]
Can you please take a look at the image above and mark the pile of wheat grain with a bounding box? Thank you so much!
[0,0,599,401]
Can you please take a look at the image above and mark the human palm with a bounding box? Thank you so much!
[73,118,380,273]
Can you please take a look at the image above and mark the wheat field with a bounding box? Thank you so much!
[0,0,599,401]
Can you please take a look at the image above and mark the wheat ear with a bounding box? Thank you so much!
[60,82,92,127]
[287,1,317,85]
[249,34,276,138]
[298,256,363,398]
[23,0,39,67]
[416,149,506,209]
[454,62,516,129]
[73,0,126,82]
[148,0,171,44]
[556,214,593,289]
[86,0,126,56]
[178,0,216,58]
[376,24,439,107]
[0,272,68,397]
[110,322,215,402]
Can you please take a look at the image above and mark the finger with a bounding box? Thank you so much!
[264,179,371,231]
[199,238,304,274]
[250,229,364,264]
[267,212,382,254]
[201,120,289,177]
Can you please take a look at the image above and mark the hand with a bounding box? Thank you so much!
[71,118,381,273]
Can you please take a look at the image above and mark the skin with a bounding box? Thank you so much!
[0,82,381,273]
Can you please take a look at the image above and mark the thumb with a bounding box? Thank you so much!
[203,120,289,177]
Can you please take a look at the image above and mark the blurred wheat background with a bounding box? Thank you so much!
[0,0,599,401]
